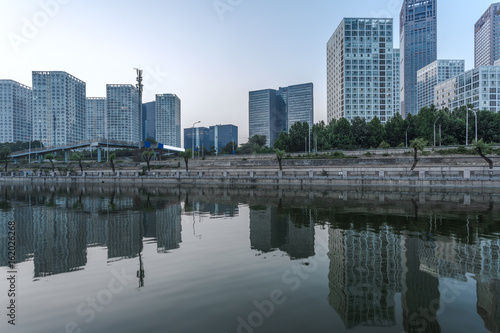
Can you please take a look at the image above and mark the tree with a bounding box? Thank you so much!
[109,153,116,172]
[367,116,385,148]
[0,147,11,173]
[273,131,290,152]
[409,138,427,171]
[143,150,155,171]
[384,112,405,147]
[288,122,309,152]
[221,142,237,155]
[179,149,192,172]
[351,117,370,149]
[240,135,267,154]
[332,118,354,149]
[71,152,84,173]
[275,149,285,171]
[44,153,55,172]
[473,139,494,169]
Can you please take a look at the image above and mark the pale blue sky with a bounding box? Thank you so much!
[0,0,495,141]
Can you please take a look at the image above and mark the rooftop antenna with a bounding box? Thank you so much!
[134,68,144,149]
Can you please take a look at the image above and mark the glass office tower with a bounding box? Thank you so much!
[475,3,500,67]
[400,0,437,117]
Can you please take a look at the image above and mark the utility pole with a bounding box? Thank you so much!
[135,68,143,149]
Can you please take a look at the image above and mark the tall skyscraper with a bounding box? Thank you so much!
[327,18,396,123]
[32,71,86,147]
[86,97,106,141]
[155,94,181,147]
[249,83,313,146]
[475,3,500,67]
[400,0,437,117]
[106,85,140,143]
[416,60,465,111]
[0,80,32,143]
[142,101,156,141]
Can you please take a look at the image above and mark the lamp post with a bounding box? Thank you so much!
[405,126,410,148]
[439,123,442,146]
[192,121,201,159]
[466,107,477,145]
[472,109,478,143]
[433,116,440,147]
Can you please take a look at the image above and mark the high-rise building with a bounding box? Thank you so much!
[0,80,32,143]
[106,84,140,143]
[249,89,284,147]
[209,124,238,154]
[155,94,181,147]
[142,101,156,141]
[283,83,314,131]
[393,49,401,116]
[417,60,465,111]
[475,3,500,67]
[400,0,437,117]
[32,71,86,147]
[184,127,209,151]
[327,18,396,123]
[249,83,313,146]
[435,66,500,112]
[86,97,106,141]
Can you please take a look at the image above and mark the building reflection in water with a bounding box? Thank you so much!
[0,190,183,277]
[249,205,315,259]
[327,223,500,332]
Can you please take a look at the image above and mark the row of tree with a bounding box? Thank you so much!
[272,106,500,152]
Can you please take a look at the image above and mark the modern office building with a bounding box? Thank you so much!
[106,84,140,143]
[327,18,396,124]
[393,49,401,116]
[475,3,500,67]
[249,83,313,146]
[184,127,209,151]
[209,124,238,154]
[86,97,106,141]
[142,101,156,141]
[249,89,285,147]
[417,60,465,111]
[0,80,32,143]
[155,94,181,147]
[435,66,500,112]
[32,71,86,147]
[281,83,314,131]
[400,0,437,117]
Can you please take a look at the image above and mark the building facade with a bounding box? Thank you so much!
[106,85,140,143]
[32,71,86,147]
[155,94,181,147]
[249,83,313,146]
[0,80,32,143]
[327,18,396,124]
[209,124,238,154]
[400,0,437,117]
[184,127,209,151]
[435,66,500,112]
[417,60,465,111]
[393,49,401,117]
[142,101,156,141]
[475,3,500,67]
[86,98,106,141]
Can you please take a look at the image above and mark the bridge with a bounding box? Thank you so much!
[11,139,185,163]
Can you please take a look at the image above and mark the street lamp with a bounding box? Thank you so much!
[192,121,201,159]
[466,107,478,145]
[405,126,410,148]
[433,116,440,147]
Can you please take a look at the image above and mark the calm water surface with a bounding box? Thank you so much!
[0,184,499,333]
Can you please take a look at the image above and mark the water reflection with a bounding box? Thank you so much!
[0,184,500,332]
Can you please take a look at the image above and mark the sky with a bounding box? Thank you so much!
[0,0,495,143]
